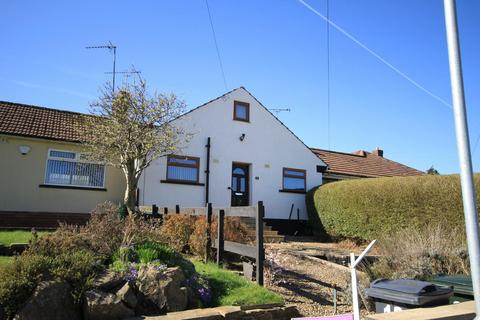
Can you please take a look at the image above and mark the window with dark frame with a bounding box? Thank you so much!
[282,168,306,192]
[166,155,200,183]
[233,101,250,122]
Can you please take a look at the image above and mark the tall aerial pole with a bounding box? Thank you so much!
[86,41,117,92]
[443,1,480,318]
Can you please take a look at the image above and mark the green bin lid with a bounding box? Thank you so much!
[431,275,472,296]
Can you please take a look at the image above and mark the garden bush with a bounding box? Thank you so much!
[189,216,251,258]
[135,242,176,264]
[0,250,102,317]
[308,174,480,240]
[0,202,163,317]
[158,214,197,252]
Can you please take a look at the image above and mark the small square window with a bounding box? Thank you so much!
[233,101,250,122]
[282,168,306,192]
[166,155,200,183]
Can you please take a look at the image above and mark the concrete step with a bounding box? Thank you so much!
[240,217,284,243]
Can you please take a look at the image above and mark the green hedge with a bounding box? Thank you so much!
[308,174,480,241]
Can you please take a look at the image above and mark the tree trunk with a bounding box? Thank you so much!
[124,163,139,215]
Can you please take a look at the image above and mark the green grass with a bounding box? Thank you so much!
[0,230,51,246]
[192,260,283,307]
[0,256,13,269]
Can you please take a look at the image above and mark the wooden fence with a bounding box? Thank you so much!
[139,201,265,286]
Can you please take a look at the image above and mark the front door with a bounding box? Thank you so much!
[231,163,249,206]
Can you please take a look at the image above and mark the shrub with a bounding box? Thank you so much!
[0,250,102,317]
[1,202,163,317]
[189,216,251,258]
[0,254,52,316]
[136,242,176,264]
[308,174,480,240]
[30,202,162,261]
[159,214,197,252]
[370,223,469,280]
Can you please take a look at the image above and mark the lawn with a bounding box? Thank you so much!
[0,230,51,246]
[0,256,13,269]
[192,260,283,307]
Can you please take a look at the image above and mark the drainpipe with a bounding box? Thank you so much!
[205,137,211,205]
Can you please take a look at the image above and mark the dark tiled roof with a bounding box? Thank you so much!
[0,101,85,142]
[311,148,424,178]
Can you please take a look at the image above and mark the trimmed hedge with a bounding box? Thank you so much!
[308,174,480,241]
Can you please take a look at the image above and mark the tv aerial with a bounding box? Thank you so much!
[269,108,291,116]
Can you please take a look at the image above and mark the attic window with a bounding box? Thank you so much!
[233,101,250,122]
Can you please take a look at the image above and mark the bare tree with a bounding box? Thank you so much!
[81,78,187,214]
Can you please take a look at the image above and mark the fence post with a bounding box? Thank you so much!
[152,205,159,218]
[256,201,264,286]
[205,203,212,263]
[217,209,225,266]
[176,204,180,214]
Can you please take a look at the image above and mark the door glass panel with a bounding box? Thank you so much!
[231,177,237,191]
[233,167,245,175]
[240,178,245,192]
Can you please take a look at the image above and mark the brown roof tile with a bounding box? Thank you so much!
[0,101,86,142]
[311,148,424,178]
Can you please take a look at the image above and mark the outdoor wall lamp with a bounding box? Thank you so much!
[239,133,246,141]
[19,145,31,155]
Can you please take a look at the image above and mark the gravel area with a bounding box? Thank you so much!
[264,243,373,317]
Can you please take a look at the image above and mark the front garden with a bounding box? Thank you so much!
[0,203,282,319]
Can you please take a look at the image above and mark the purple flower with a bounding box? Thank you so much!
[124,265,138,282]
[197,287,212,304]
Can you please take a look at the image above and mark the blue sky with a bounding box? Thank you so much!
[1,0,479,174]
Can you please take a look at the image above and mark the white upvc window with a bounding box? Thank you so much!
[44,149,105,188]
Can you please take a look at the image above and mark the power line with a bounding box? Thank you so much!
[205,0,228,91]
[326,0,331,150]
[296,0,452,109]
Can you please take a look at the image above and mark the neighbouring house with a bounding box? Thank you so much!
[0,101,126,228]
[311,148,424,182]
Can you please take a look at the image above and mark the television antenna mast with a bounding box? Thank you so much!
[269,108,291,116]
[105,69,141,84]
[86,41,117,92]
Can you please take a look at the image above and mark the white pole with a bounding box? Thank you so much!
[443,1,480,318]
[350,240,375,319]
[351,253,360,320]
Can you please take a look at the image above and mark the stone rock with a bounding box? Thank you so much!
[185,286,200,309]
[93,270,126,292]
[83,289,134,320]
[116,282,138,309]
[135,266,188,315]
[15,280,81,320]
[161,268,187,312]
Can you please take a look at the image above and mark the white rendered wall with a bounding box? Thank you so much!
[140,88,324,220]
